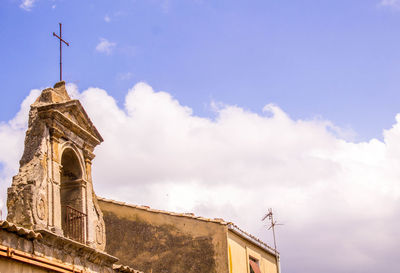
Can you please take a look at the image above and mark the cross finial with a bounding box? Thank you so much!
[53,23,70,82]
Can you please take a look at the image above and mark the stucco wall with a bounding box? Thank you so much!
[99,199,230,273]
[227,231,278,273]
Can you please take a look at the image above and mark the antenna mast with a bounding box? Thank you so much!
[262,208,281,273]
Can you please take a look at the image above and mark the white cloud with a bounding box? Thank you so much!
[95,38,116,55]
[0,88,40,215]
[1,82,400,273]
[104,15,111,23]
[379,0,400,9]
[19,0,35,11]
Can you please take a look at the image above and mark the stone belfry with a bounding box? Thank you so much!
[7,81,106,251]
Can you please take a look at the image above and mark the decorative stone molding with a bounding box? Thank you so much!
[0,222,125,273]
[36,194,47,221]
[37,229,118,267]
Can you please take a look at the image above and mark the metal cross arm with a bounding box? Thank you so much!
[52,32,70,46]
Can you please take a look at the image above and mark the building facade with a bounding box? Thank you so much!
[99,198,280,273]
[228,224,279,273]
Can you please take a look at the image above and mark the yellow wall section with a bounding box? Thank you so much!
[229,245,233,273]
[227,230,278,273]
[0,258,49,273]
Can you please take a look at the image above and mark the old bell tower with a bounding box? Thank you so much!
[7,81,106,251]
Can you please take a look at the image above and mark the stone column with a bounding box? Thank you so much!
[49,127,63,235]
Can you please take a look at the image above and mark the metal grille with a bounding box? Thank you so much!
[65,206,86,244]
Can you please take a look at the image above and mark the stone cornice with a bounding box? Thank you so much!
[36,99,103,144]
[37,229,119,266]
[38,108,102,147]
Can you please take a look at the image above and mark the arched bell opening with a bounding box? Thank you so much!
[60,148,86,243]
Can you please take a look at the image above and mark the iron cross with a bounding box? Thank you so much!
[53,23,70,82]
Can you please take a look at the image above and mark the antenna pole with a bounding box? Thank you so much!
[262,208,281,273]
[270,209,278,251]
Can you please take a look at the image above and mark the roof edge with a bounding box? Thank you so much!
[98,197,228,225]
[227,223,279,257]
[113,264,143,273]
[98,197,278,257]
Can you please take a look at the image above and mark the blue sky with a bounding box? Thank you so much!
[2,0,400,141]
[2,2,400,273]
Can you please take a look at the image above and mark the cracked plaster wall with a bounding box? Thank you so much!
[99,200,230,273]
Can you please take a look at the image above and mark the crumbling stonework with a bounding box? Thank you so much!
[7,81,106,251]
[0,220,141,273]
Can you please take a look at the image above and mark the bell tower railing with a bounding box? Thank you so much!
[65,206,86,244]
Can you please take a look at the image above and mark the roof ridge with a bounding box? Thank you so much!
[97,197,228,225]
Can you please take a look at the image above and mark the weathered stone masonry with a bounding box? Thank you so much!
[3,81,141,273]
[7,81,106,251]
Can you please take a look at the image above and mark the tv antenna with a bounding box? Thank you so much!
[262,208,282,272]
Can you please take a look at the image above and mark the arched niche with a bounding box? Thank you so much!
[61,148,82,181]
[60,147,86,243]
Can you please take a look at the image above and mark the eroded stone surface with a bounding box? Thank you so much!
[103,212,217,273]
[7,81,106,251]
[0,227,120,273]
[99,199,230,273]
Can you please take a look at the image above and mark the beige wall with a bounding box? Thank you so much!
[227,231,278,273]
[0,257,49,273]
[99,199,230,273]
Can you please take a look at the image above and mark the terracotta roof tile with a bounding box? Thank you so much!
[0,221,42,240]
[113,264,143,273]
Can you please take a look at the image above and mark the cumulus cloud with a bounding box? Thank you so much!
[19,0,35,11]
[0,88,40,215]
[1,82,400,273]
[104,15,111,23]
[95,38,116,55]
